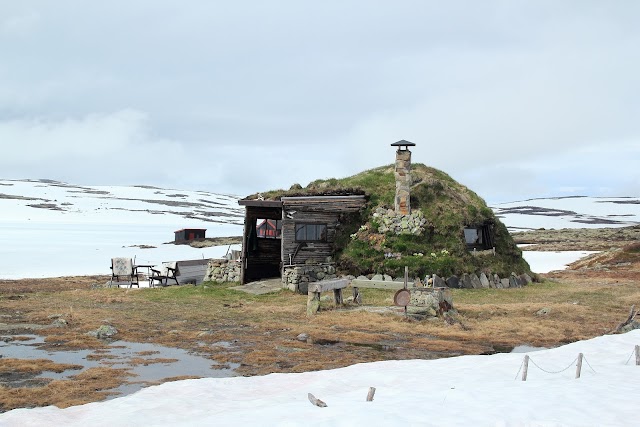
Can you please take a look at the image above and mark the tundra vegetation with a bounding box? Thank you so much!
[1,237,639,412]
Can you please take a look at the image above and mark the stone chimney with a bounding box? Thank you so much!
[391,140,416,215]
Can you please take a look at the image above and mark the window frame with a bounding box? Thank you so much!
[294,222,328,242]
[256,219,282,239]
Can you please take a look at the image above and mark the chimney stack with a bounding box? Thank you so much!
[391,140,415,215]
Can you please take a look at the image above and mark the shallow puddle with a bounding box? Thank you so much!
[0,335,238,398]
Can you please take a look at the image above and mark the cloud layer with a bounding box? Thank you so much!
[1,1,638,200]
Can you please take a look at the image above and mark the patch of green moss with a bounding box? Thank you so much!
[246,163,532,278]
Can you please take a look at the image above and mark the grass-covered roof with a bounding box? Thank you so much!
[248,163,532,279]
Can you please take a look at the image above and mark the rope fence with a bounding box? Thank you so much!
[515,345,638,381]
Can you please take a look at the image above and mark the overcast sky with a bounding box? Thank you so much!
[1,1,638,202]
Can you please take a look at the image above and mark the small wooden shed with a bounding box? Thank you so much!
[174,228,206,242]
[238,195,367,284]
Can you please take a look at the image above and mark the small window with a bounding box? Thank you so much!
[295,223,327,242]
[256,219,282,239]
[464,228,482,245]
[464,224,493,249]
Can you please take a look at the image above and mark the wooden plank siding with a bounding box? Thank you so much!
[281,196,366,265]
[239,195,366,283]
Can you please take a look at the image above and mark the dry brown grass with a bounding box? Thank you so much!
[0,358,82,375]
[0,367,131,411]
[1,265,639,410]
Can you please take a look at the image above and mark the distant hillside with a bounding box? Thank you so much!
[250,164,531,278]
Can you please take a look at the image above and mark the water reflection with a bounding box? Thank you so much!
[0,335,237,398]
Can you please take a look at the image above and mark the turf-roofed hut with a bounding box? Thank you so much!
[238,141,532,292]
[238,193,367,287]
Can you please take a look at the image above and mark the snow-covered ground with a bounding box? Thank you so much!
[2,181,637,277]
[0,179,244,279]
[492,196,640,231]
[2,330,639,426]
[492,195,639,272]
[520,250,599,274]
[2,180,639,425]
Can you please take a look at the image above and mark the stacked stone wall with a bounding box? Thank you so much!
[282,264,337,294]
[374,207,427,235]
[205,259,241,283]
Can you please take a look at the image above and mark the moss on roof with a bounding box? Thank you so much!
[247,163,532,279]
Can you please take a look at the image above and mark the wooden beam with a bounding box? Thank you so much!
[307,278,350,293]
[350,279,415,290]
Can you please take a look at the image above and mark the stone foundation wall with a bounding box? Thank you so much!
[282,264,338,294]
[205,259,241,283]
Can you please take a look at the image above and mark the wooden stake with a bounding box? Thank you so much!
[522,355,529,381]
[353,287,362,304]
[308,393,327,408]
[635,345,640,366]
[576,353,583,379]
[334,288,343,305]
[366,387,376,402]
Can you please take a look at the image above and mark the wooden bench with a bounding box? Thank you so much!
[307,278,350,315]
[174,259,210,285]
[150,259,210,287]
[350,279,414,304]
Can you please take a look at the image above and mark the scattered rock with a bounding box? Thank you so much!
[470,274,482,289]
[433,274,446,288]
[296,333,310,342]
[493,274,502,288]
[479,273,491,288]
[89,325,118,339]
[509,273,520,288]
[461,274,473,289]
[446,275,460,289]
[620,321,640,333]
[51,318,68,328]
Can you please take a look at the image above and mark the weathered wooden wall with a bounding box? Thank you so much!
[281,196,366,265]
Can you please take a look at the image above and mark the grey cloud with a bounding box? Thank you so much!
[1,1,639,201]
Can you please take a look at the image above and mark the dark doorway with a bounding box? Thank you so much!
[238,201,283,284]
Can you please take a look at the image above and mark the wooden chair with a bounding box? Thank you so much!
[110,258,139,288]
[149,262,179,287]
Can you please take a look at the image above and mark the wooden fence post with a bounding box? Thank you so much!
[635,345,640,366]
[334,288,343,305]
[352,287,361,304]
[522,355,529,381]
[366,387,376,402]
[575,353,583,379]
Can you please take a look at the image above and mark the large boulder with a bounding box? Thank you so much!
[433,274,446,288]
[493,274,502,288]
[461,273,474,289]
[509,273,520,288]
[479,273,491,288]
[470,274,482,289]
[446,275,460,289]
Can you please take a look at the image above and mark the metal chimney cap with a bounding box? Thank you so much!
[390,139,416,147]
